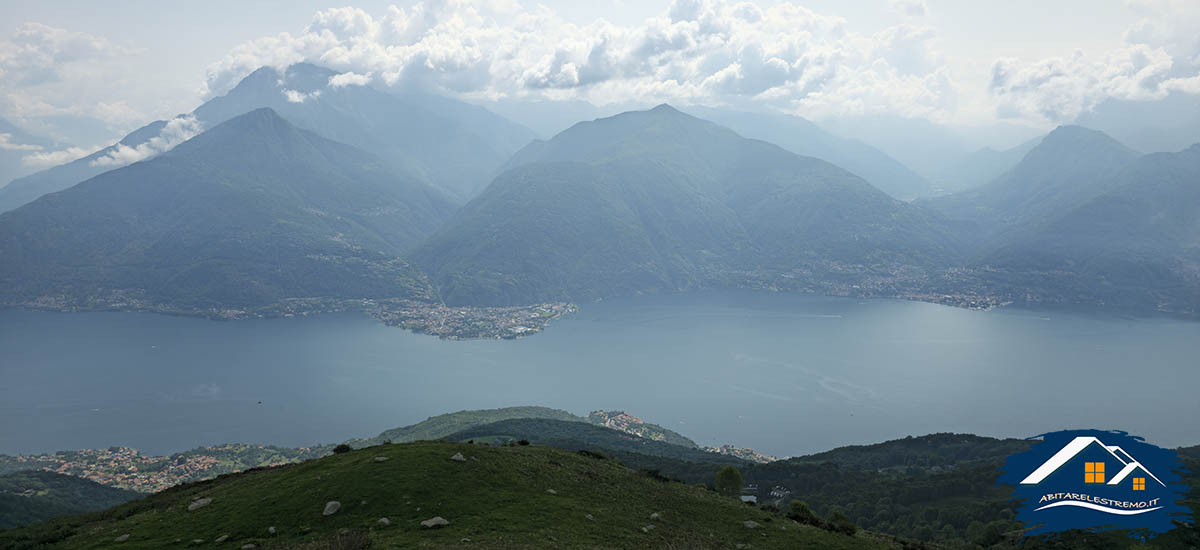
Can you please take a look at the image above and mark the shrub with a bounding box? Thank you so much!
[787,500,818,525]
[714,466,743,498]
[827,510,858,536]
[332,444,352,454]
[517,439,530,446]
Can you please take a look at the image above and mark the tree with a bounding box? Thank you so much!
[714,466,743,498]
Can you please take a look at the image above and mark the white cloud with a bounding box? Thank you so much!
[201,1,959,121]
[0,133,42,151]
[283,88,322,103]
[21,145,95,168]
[89,115,203,168]
[989,0,1200,123]
[328,71,372,88]
[0,23,147,129]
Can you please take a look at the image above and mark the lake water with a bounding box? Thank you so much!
[2,291,1198,458]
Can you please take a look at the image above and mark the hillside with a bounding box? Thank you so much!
[351,407,586,448]
[0,442,896,550]
[0,63,535,213]
[922,125,1140,242]
[784,433,1032,472]
[445,418,740,467]
[0,108,452,313]
[0,471,139,530]
[982,143,1200,313]
[416,105,966,306]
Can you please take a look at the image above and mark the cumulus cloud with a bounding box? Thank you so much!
[0,133,42,151]
[201,0,958,120]
[89,115,203,168]
[989,0,1200,122]
[0,22,120,86]
[21,146,95,168]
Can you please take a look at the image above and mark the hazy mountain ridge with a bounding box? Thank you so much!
[0,63,536,214]
[981,143,1200,313]
[921,125,1142,243]
[0,108,452,312]
[0,117,61,190]
[684,107,936,200]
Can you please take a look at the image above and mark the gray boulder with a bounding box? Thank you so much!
[187,497,212,511]
[323,501,341,516]
[421,516,450,528]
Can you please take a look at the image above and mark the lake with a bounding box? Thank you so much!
[2,291,1198,458]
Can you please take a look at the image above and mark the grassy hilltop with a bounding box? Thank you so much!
[0,441,898,550]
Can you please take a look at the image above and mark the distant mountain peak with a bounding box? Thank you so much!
[649,103,681,114]
[1040,124,1134,152]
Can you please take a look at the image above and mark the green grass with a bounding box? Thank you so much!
[0,441,898,549]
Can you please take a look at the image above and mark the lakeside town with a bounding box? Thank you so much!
[368,299,577,339]
[8,293,577,340]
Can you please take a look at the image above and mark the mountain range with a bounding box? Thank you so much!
[0,108,452,312]
[1,62,1197,318]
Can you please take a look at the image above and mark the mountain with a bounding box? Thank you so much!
[982,144,1200,313]
[0,441,894,549]
[194,64,536,200]
[415,105,966,306]
[921,125,1141,242]
[685,108,935,200]
[927,135,1042,195]
[0,63,536,213]
[0,108,454,313]
[0,471,139,530]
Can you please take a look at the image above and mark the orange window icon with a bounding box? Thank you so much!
[1133,477,1145,491]
[1084,462,1105,483]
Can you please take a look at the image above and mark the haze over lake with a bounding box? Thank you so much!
[3,291,1197,458]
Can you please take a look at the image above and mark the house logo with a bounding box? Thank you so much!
[999,430,1191,538]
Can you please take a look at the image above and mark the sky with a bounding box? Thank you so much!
[1,0,1199,163]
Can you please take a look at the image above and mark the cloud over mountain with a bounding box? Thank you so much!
[89,115,203,168]
[201,0,958,120]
